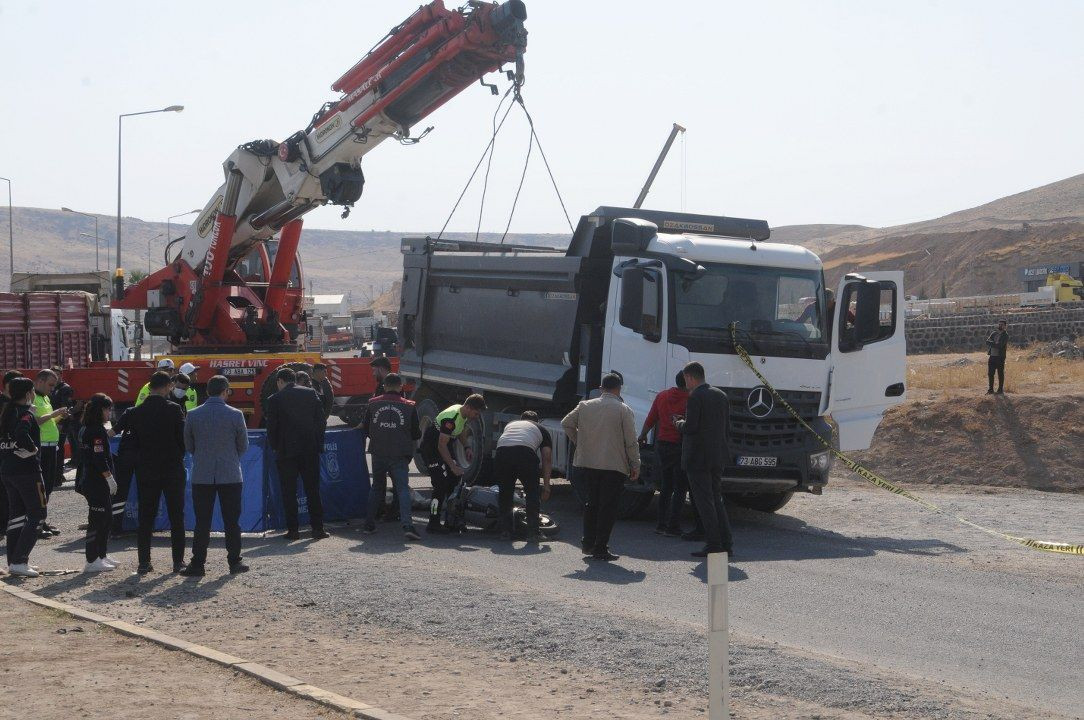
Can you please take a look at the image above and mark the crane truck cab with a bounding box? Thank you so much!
[399,207,906,516]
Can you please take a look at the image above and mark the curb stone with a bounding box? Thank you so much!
[0,582,414,719]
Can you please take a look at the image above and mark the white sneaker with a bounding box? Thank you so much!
[9,563,40,578]
[102,556,120,568]
[83,558,115,573]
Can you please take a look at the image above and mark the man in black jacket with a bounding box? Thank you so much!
[266,367,328,540]
[312,363,335,420]
[986,320,1009,395]
[128,371,188,573]
[677,361,734,558]
[359,374,421,540]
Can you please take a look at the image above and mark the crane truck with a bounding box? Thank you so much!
[399,207,907,516]
[57,0,529,424]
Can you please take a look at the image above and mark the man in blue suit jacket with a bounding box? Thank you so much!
[182,375,250,576]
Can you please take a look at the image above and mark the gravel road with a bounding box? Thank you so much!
[6,471,1081,719]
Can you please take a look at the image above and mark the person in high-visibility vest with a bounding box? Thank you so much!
[136,360,198,411]
[135,359,176,406]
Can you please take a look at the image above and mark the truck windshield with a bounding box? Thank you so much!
[670,263,828,358]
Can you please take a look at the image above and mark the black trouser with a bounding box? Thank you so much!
[658,441,704,533]
[277,453,323,533]
[0,473,7,539]
[190,483,243,568]
[579,467,626,554]
[111,454,136,534]
[65,419,82,467]
[988,356,1005,392]
[495,445,541,536]
[687,468,733,552]
[3,471,47,566]
[40,443,60,497]
[136,469,187,567]
[83,475,111,563]
[422,446,457,526]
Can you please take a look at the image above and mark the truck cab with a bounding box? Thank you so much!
[399,207,906,515]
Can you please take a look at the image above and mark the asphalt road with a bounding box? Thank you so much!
[11,472,1082,718]
[389,475,1084,717]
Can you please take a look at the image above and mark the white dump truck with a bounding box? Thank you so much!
[399,206,906,516]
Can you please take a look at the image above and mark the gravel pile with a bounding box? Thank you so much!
[1027,337,1083,360]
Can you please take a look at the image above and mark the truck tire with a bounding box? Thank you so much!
[412,398,440,475]
[727,491,794,513]
[568,466,656,520]
[617,489,655,519]
[411,397,485,484]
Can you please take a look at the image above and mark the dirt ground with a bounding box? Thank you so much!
[849,349,1084,492]
[0,592,349,720]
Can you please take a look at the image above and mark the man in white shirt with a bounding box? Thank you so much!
[494,411,553,542]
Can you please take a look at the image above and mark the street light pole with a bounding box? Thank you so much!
[147,232,164,274]
[63,207,100,272]
[0,176,13,286]
[116,105,184,298]
[79,234,101,271]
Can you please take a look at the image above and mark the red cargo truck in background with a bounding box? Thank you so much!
[0,291,385,427]
[0,292,92,370]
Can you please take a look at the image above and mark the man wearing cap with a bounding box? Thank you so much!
[137,360,198,410]
[177,362,200,411]
[136,359,176,406]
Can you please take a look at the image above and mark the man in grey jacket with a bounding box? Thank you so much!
[561,373,640,562]
[182,375,250,576]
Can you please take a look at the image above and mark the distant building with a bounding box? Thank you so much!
[11,271,111,306]
[309,294,348,317]
[1019,262,1083,292]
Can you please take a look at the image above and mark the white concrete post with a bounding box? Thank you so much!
[708,551,729,719]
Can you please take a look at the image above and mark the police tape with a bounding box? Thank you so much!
[728,325,1084,556]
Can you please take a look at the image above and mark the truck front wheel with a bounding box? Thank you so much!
[727,491,794,513]
[568,468,655,520]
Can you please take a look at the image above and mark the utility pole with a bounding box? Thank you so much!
[1,176,13,286]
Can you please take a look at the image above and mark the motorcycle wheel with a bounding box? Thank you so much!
[513,509,560,537]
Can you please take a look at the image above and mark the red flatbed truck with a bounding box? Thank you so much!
[0,291,388,427]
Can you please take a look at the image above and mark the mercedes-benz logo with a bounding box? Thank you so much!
[747,386,774,418]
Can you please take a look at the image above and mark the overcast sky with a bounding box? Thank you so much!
[2,0,1082,235]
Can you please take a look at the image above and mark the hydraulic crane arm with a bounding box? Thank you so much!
[116,0,527,351]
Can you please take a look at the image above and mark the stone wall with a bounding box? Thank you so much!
[905,303,1084,354]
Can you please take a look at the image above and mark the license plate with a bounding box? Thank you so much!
[737,456,777,467]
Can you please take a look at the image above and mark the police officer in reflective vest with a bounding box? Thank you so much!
[418,395,486,533]
[137,360,198,411]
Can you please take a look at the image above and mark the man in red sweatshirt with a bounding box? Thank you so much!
[639,372,704,539]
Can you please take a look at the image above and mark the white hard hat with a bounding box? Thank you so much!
[179,362,199,375]
[157,358,175,370]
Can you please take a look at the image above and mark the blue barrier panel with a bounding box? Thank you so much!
[263,427,369,530]
[114,427,368,533]
[117,432,268,532]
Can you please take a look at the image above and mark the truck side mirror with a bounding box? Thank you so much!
[853,282,881,344]
[619,268,644,332]
[619,268,662,343]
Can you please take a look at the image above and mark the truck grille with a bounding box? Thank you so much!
[721,387,821,452]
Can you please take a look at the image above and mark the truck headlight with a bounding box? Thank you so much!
[810,450,832,472]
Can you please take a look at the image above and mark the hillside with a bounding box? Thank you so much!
[772,172,1084,252]
[0,207,565,298]
[820,222,1084,298]
[7,171,1083,303]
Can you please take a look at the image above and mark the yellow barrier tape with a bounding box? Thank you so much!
[728,325,1083,556]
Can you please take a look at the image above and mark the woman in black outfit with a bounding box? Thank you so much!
[79,393,118,573]
[0,369,23,549]
[1,377,46,577]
